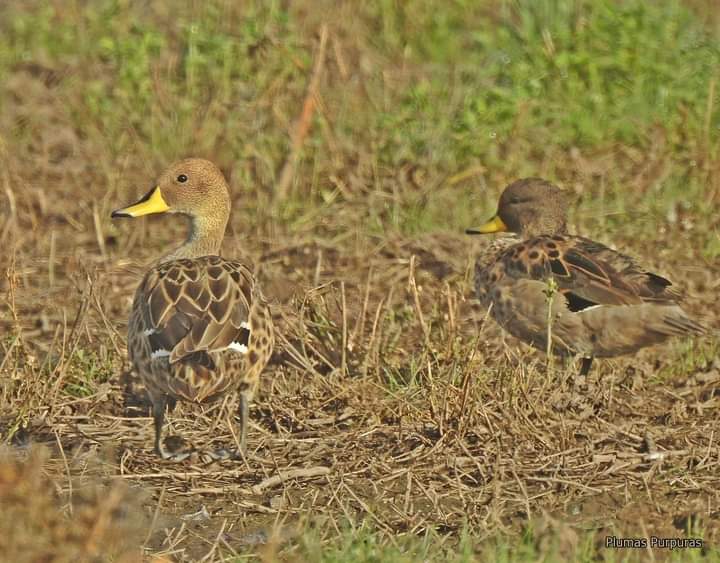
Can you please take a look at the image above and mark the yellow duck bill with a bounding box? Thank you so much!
[465,214,508,235]
[111,186,170,218]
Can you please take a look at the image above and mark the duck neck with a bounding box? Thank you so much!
[161,212,228,262]
[521,218,567,239]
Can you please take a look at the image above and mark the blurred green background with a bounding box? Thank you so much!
[1,0,719,251]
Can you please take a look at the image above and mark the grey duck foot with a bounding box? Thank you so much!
[202,445,247,462]
[156,435,194,462]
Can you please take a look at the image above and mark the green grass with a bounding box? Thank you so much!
[293,523,474,563]
[275,519,720,562]
[654,338,720,382]
[2,0,720,235]
[63,349,114,398]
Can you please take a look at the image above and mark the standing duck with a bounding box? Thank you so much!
[467,178,705,375]
[112,158,274,460]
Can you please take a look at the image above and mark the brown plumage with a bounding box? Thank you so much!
[467,178,705,374]
[112,158,273,460]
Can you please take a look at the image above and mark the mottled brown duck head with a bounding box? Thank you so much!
[466,178,569,238]
[111,158,231,222]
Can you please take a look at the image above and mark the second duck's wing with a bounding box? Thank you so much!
[499,235,683,310]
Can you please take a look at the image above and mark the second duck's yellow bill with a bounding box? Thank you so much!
[466,215,508,235]
[111,187,170,218]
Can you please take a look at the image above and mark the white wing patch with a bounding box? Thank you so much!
[576,304,604,313]
[151,349,171,359]
[143,328,157,336]
[228,342,249,354]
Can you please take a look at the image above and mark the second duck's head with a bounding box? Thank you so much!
[467,177,568,238]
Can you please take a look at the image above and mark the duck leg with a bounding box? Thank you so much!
[152,395,168,457]
[152,394,191,462]
[206,390,251,461]
[579,357,593,377]
[205,392,250,461]
[237,389,250,455]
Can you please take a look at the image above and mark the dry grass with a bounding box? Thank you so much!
[1,0,720,561]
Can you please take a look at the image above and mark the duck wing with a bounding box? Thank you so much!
[135,256,255,366]
[501,235,682,310]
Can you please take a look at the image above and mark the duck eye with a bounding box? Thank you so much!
[177,174,188,183]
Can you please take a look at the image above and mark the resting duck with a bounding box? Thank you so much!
[467,178,705,375]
